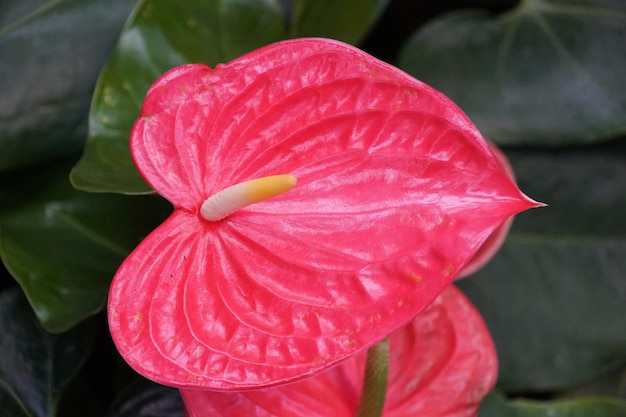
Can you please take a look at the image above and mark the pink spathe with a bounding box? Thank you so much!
[108,38,539,390]
[181,286,497,417]
[457,141,518,278]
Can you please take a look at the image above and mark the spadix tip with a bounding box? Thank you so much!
[200,174,297,222]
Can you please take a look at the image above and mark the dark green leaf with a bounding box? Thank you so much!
[106,379,184,417]
[70,0,287,194]
[0,158,171,332]
[479,390,626,417]
[0,0,135,173]
[398,0,626,146]
[561,366,626,399]
[0,390,30,417]
[289,0,388,44]
[459,140,626,392]
[0,287,96,417]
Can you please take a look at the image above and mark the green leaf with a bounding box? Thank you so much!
[398,0,626,146]
[70,0,287,194]
[289,0,388,44]
[106,379,184,417]
[479,390,626,417]
[0,389,30,417]
[0,158,171,332]
[561,366,626,399]
[0,0,135,173]
[0,287,96,417]
[458,140,626,392]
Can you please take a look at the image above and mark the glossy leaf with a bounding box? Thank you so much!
[70,0,286,193]
[458,140,626,392]
[181,286,497,417]
[289,0,388,44]
[399,0,626,146]
[106,379,184,417]
[479,390,626,417]
[0,0,135,173]
[0,158,171,332]
[108,38,538,390]
[0,287,96,417]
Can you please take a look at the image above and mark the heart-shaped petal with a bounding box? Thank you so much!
[457,141,517,278]
[108,38,538,390]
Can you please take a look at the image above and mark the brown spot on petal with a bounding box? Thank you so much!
[406,273,422,283]
[443,264,456,277]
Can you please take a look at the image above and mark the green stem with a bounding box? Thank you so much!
[355,339,390,417]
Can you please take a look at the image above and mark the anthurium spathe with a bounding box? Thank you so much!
[181,285,497,417]
[108,38,539,390]
[456,141,517,279]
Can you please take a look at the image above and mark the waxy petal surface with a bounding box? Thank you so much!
[109,38,537,389]
[181,285,497,416]
[457,141,517,278]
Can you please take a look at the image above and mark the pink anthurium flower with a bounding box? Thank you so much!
[456,141,517,279]
[108,38,539,390]
[181,285,497,417]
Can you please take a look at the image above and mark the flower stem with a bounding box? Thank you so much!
[355,339,389,417]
